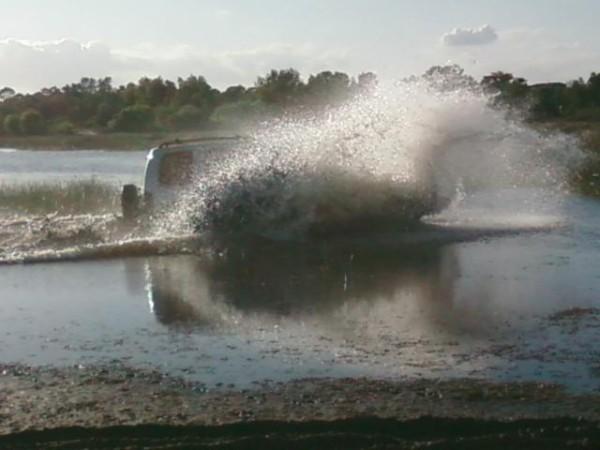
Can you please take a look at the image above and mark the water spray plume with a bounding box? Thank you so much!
[161,69,582,239]
[0,68,584,264]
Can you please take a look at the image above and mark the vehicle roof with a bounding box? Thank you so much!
[157,135,247,150]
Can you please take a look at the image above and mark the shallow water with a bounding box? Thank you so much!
[0,149,146,186]
[0,80,597,393]
[1,195,599,391]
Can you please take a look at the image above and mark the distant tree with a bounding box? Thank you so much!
[562,78,590,116]
[255,69,304,107]
[19,109,46,135]
[95,100,122,127]
[305,71,353,106]
[0,87,16,101]
[587,72,600,106]
[137,77,176,106]
[120,83,138,106]
[12,65,600,137]
[3,114,20,134]
[51,120,76,135]
[530,84,566,119]
[424,65,478,91]
[481,71,529,108]
[37,88,70,118]
[171,104,207,129]
[481,71,515,93]
[109,105,154,132]
[176,75,219,109]
[220,85,247,104]
[97,77,113,94]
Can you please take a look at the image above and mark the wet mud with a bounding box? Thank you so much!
[0,363,599,448]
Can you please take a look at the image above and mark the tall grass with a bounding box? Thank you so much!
[0,180,120,215]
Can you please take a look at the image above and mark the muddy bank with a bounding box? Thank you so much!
[2,418,598,449]
[1,363,599,447]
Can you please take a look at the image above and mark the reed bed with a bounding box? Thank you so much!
[0,179,120,215]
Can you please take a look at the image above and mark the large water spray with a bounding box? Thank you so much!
[161,73,582,239]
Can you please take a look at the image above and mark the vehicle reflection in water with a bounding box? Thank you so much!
[2,216,599,389]
[134,226,600,390]
[143,237,510,344]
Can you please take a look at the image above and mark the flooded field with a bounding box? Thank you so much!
[1,194,599,392]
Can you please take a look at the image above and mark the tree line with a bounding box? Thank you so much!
[1,66,600,136]
[0,70,376,136]
[480,70,600,121]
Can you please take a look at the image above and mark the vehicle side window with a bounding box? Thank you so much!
[159,152,194,186]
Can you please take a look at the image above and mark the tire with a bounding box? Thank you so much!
[121,184,140,220]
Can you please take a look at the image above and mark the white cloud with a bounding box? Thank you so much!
[440,27,600,83]
[437,28,600,84]
[117,42,350,87]
[2,30,597,94]
[0,39,352,93]
[0,39,126,92]
[442,25,498,47]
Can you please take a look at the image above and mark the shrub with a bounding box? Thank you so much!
[171,104,206,129]
[153,105,178,130]
[50,120,76,135]
[19,109,46,135]
[0,180,119,215]
[95,101,119,127]
[109,105,154,132]
[3,114,21,135]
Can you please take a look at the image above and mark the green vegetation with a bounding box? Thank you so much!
[0,69,377,141]
[19,109,46,135]
[1,66,599,140]
[0,180,120,215]
[109,104,154,132]
[481,71,600,121]
[3,114,20,135]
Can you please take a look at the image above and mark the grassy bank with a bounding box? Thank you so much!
[0,129,241,151]
[0,180,120,215]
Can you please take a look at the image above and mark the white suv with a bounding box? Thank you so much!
[121,136,243,219]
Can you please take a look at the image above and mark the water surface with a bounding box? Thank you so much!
[1,196,599,391]
[0,149,146,186]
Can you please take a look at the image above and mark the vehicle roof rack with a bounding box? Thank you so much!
[158,135,248,149]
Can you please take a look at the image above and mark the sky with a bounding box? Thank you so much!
[1,0,599,92]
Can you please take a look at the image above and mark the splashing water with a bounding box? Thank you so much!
[0,72,584,264]
[160,76,582,239]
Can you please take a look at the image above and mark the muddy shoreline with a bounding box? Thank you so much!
[1,363,599,447]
